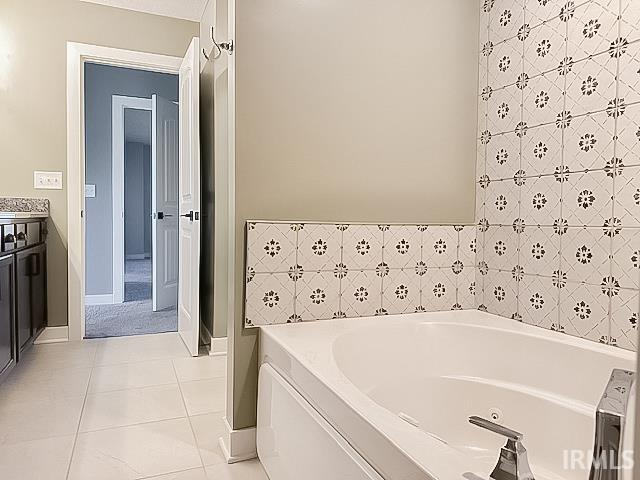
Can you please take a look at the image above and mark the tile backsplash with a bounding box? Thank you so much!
[476,0,640,350]
[244,223,476,327]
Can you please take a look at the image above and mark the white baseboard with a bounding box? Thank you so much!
[210,336,227,356]
[85,294,115,305]
[219,417,257,464]
[125,253,148,260]
[34,326,69,344]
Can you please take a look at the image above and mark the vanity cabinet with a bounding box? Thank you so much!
[15,244,46,352]
[0,217,47,383]
[0,255,15,378]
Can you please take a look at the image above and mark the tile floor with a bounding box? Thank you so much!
[0,333,269,480]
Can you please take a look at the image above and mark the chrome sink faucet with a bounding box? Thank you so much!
[469,415,535,480]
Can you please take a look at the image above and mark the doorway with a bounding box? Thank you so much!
[83,64,179,338]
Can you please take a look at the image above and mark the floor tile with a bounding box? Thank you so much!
[0,394,84,444]
[80,384,186,432]
[94,333,189,366]
[0,435,75,480]
[18,340,97,370]
[69,418,202,480]
[205,460,269,480]
[173,356,226,383]
[89,359,177,393]
[180,378,226,416]
[143,467,208,480]
[0,365,91,403]
[190,412,227,466]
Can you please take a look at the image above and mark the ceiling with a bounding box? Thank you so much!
[124,109,151,145]
[79,0,207,22]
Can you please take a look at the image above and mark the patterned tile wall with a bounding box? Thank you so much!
[244,223,477,327]
[477,0,640,350]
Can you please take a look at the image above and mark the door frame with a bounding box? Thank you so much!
[111,95,153,305]
[66,42,181,341]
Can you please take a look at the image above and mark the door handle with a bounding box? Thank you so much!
[181,211,194,221]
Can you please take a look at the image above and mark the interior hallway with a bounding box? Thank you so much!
[0,333,267,480]
[85,259,178,338]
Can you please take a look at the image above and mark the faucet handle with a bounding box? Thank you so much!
[469,415,523,442]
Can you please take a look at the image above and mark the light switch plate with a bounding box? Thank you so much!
[34,171,63,190]
[85,184,96,198]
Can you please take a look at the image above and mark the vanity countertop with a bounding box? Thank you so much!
[0,197,49,219]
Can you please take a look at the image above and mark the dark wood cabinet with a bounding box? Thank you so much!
[0,255,15,379]
[15,244,46,353]
[0,218,47,382]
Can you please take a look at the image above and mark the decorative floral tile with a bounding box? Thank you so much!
[478,94,488,139]
[340,269,382,318]
[297,224,342,273]
[613,166,640,226]
[520,174,561,226]
[609,288,639,350]
[519,274,559,328]
[483,269,519,318]
[559,281,610,342]
[485,178,521,225]
[458,225,479,266]
[523,72,565,128]
[616,103,640,169]
[519,225,560,277]
[295,270,341,321]
[489,37,525,89]
[523,15,567,76]
[525,0,566,27]
[617,39,640,105]
[561,227,612,285]
[611,229,640,289]
[476,177,487,223]
[564,52,618,117]
[475,271,486,310]
[566,0,619,62]
[382,268,422,315]
[490,0,525,44]
[422,226,458,268]
[246,222,297,273]
[620,1,640,42]
[341,224,384,271]
[562,170,614,226]
[521,122,562,176]
[486,132,521,180]
[562,109,615,172]
[422,268,457,311]
[457,266,477,310]
[488,85,523,135]
[485,225,520,271]
[245,273,295,326]
[383,225,422,270]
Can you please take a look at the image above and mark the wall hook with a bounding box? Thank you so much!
[204,27,234,60]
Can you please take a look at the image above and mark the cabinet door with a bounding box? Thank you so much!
[0,255,15,376]
[15,249,33,351]
[30,244,46,335]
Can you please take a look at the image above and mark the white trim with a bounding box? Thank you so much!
[85,294,115,305]
[210,336,227,356]
[67,42,181,341]
[33,326,69,344]
[125,253,149,260]
[218,417,257,464]
[112,95,153,305]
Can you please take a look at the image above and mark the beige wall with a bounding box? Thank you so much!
[233,0,480,428]
[0,0,198,326]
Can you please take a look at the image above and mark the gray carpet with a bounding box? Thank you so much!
[85,259,177,338]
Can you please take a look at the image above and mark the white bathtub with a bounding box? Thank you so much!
[257,310,636,480]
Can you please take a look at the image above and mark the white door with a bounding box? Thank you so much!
[178,37,201,356]
[152,94,179,312]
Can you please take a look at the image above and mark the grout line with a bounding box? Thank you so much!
[64,357,95,480]
[170,360,207,471]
